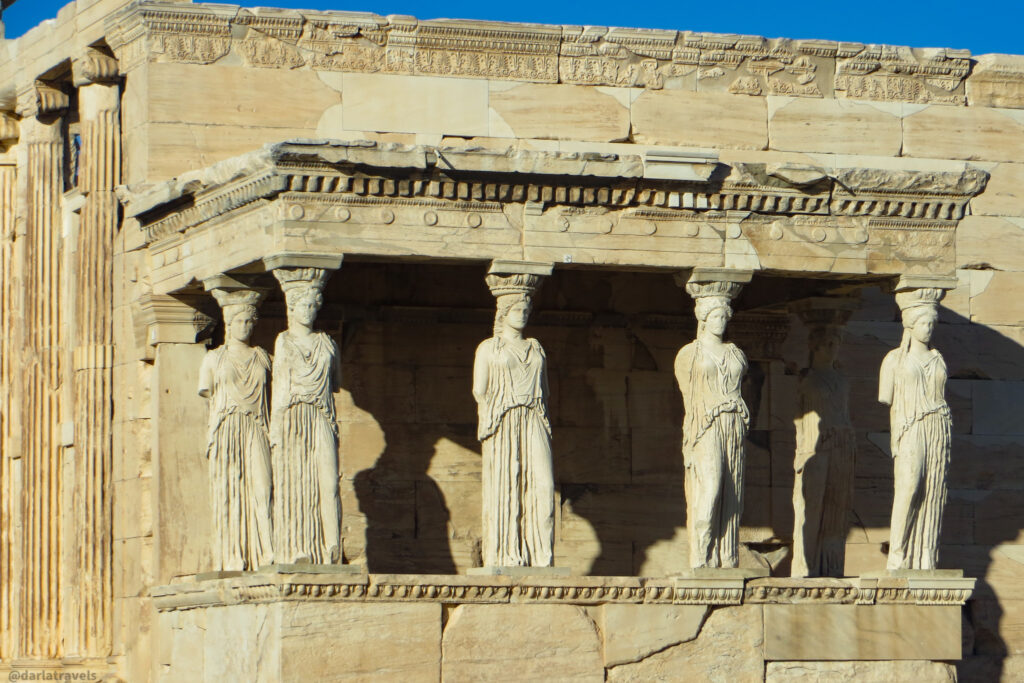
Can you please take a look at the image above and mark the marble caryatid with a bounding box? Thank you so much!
[271,267,343,565]
[473,271,554,568]
[880,287,951,571]
[198,287,274,571]
[791,300,857,578]
[675,277,749,569]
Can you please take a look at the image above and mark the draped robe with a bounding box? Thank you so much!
[883,347,951,570]
[199,345,273,570]
[271,330,341,564]
[676,339,749,569]
[475,336,554,567]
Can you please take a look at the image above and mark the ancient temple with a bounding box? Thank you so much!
[1,0,1023,680]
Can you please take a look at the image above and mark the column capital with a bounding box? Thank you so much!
[72,48,120,87]
[15,80,69,119]
[0,111,17,143]
[133,294,215,361]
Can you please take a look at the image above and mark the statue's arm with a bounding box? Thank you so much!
[673,346,691,412]
[197,351,215,398]
[878,351,896,406]
[472,341,490,405]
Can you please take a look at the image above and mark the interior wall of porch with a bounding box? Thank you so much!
[145,262,895,583]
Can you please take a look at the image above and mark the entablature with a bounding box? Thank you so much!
[119,139,988,296]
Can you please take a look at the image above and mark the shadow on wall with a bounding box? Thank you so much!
[297,262,1024,682]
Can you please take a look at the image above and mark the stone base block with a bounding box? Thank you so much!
[156,600,441,682]
[764,604,962,661]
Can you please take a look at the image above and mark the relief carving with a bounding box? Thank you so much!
[473,271,554,568]
[675,275,749,569]
[270,267,343,565]
[879,287,951,571]
[198,288,274,571]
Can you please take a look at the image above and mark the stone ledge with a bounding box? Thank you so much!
[150,572,976,612]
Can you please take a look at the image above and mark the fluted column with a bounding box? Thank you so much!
[16,82,68,659]
[66,50,120,657]
[0,111,20,661]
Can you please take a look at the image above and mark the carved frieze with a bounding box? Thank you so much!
[835,45,971,104]
[104,4,975,105]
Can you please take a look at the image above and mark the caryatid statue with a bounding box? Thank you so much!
[675,275,749,569]
[473,271,554,568]
[791,299,857,578]
[198,287,273,571]
[880,287,951,571]
[270,267,343,565]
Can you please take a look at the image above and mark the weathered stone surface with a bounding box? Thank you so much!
[904,105,1024,162]
[970,163,1024,218]
[631,90,767,149]
[489,83,630,142]
[956,216,1024,271]
[146,63,340,129]
[967,54,1024,109]
[970,272,1024,325]
[601,604,709,667]
[972,381,1024,436]
[343,73,489,137]
[282,602,440,681]
[442,604,602,682]
[971,598,1024,656]
[606,605,763,682]
[769,98,902,156]
[766,660,955,682]
[764,605,961,660]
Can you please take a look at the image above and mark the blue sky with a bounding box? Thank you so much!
[4,0,1022,55]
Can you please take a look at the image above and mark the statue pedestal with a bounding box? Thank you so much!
[467,566,571,577]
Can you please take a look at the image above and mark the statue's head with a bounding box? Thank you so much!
[486,272,541,337]
[494,293,532,336]
[693,295,732,338]
[211,288,263,344]
[273,268,329,330]
[283,285,324,329]
[901,304,938,347]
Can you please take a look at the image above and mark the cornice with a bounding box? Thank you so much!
[122,140,989,247]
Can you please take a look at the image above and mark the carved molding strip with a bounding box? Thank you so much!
[105,3,973,105]
[150,573,976,612]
